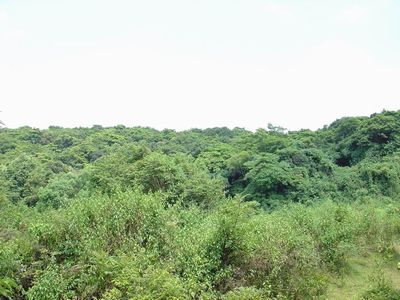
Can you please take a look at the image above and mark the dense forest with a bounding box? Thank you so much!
[1,110,400,299]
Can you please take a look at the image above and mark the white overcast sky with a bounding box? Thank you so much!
[0,0,399,131]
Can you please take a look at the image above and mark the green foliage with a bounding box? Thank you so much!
[135,152,183,194]
[1,154,53,205]
[0,110,400,299]
[244,154,307,208]
[26,264,72,300]
[221,286,271,300]
[37,172,84,209]
[357,154,400,197]
[87,144,149,193]
[0,277,18,299]
[133,152,224,207]
[361,268,400,300]
[226,151,252,194]
[102,257,187,300]
[329,111,400,165]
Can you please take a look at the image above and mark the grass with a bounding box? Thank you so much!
[325,243,400,299]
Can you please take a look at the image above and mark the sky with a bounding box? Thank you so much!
[0,0,399,131]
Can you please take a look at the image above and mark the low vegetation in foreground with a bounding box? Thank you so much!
[1,110,400,299]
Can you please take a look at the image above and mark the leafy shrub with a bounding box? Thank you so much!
[26,264,73,300]
[37,172,84,209]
